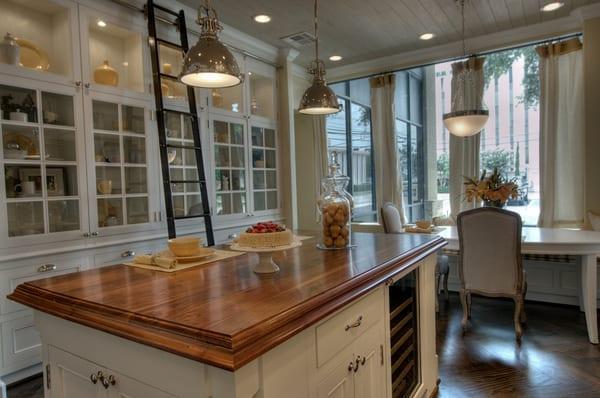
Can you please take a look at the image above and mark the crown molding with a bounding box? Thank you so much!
[327,12,583,82]
[571,3,600,22]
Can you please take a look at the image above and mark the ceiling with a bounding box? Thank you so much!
[179,0,598,67]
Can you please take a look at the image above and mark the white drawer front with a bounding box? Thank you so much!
[1,257,86,315]
[315,287,383,368]
[93,242,164,267]
[1,315,40,372]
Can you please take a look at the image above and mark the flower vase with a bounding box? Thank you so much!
[483,199,505,208]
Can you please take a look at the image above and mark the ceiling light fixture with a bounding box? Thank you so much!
[443,0,489,137]
[419,33,436,40]
[253,14,271,23]
[179,0,243,88]
[541,2,564,12]
[97,20,107,28]
[329,55,342,61]
[299,0,340,115]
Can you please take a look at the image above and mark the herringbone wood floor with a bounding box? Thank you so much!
[7,294,600,397]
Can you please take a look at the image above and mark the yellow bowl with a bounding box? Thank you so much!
[415,220,432,230]
[168,236,203,257]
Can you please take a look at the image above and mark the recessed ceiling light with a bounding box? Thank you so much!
[419,33,436,40]
[329,55,343,62]
[541,2,564,12]
[253,14,271,23]
[97,20,107,27]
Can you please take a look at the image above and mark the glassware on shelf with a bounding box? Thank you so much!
[0,33,20,66]
[94,60,119,86]
[318,152,353,250]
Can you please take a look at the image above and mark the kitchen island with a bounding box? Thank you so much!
[8,232,445,398]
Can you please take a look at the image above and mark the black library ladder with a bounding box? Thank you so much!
[146,0,214,245]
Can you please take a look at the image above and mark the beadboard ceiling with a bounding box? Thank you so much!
[179,0,598,67]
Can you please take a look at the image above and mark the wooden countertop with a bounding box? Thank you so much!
[9,232,445,371]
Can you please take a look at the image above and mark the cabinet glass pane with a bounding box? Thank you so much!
[267,191,277,210]
[216,193,231,215]
[249,73,274,119]
[96,166,121,195]
[251,127,263,147]
[214,121,228,143]
[126,197,148,224]
[266,170,276,189]
[183,116,193,140]
[7,201,44,237]
[183,148,196,166]
[161,76,187,101]
[42,92,74,127]
[94,133,120,163]
[215,169,230,192]
[46,165,77,197]
[232,192,246,214]
[5,165,42,198]
[88,18,144,92]
[0,85,37,123]
[252,149,264,168]
[231,170,245,191]
[167,145,182,165]
[173,196,184,217]
[169,168,183,192]
[230,147,244,168]
[187,195,203,216]
[265,149,276,168]
[44,129,76,161]
[0,0,72,77]
[48,200,79,232]
[158,44,186,100]
[122,105,145,134]
[265,128,276,148]
[2,124,40,159]
[124,167,147,194]
[97,198,123,227]
[231,123,243,145]
[185,168,198,181]
[211,86,243,113]
[166,112,181,138]
[215,145,229,167]
[253,192,265,211]
[93,101,118,131]
[123,136,145,164]
[253,171,265,189]
[185,182,200,194]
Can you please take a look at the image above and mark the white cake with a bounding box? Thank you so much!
[237,222,294,248]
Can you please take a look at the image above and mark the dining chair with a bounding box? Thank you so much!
[457,207,527,341]
[381,202,449,310]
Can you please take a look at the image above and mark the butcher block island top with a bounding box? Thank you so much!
[8,232,445,371]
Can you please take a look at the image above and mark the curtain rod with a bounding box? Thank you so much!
[334,32,583,84]
[108,0,280,68]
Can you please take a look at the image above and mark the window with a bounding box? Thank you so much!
[327,79,376,222]
[434,44,540,225]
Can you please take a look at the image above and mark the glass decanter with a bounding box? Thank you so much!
[318,153,353,249]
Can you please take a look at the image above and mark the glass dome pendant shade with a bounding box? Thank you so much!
[179,0,243,88]
[443,109,489,137]
[299,0,340,115]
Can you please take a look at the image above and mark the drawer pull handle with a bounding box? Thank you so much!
[101,374,116,389]
[90,373,98,384]
[353,356,361,372]
[345,315,363,331]
[37,264,57,273]
[348,361,354,372]
[121,250,136,258]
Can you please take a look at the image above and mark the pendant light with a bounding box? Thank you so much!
[299,0,340,115]
[179,0,243,88]
[443,0,489,137]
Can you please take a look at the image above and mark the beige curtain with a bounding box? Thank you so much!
[313,115,329,221]
[537,38,585,227]
[449,58,485,221]
[370,74,406,224]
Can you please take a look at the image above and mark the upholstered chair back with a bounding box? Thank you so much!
[457,208,523,295]
[381,202,403,233]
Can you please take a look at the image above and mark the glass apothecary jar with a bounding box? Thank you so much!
[318,154,353,249]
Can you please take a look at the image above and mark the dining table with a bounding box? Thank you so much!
[437,226,600,344]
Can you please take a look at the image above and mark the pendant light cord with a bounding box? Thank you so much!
[461,0,466,57]
[314,0,320,62]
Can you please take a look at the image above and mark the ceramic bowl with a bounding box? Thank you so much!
[168,236,203,257]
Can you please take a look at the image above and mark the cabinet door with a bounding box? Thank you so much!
[108,371,176,398]
[83,92,160,236]
[249,121,279,216]
[316,358,355,398]
[48,346,107,398]
[353,324,385,398]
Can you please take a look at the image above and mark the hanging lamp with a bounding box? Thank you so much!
[443,0,488,137]
[179,0,243,88]
[299,0,340,115]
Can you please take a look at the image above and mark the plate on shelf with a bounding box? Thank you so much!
[25,154,50,160]
[157,248,216,263]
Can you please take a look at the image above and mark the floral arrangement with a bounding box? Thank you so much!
[463,167,519,207]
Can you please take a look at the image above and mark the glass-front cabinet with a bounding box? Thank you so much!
[0,76,87,243]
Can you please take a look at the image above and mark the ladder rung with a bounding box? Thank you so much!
[160,73,180,81]
[156,38,183,51]
[171,214,211,220]
[169,180,204,184]
[152,3,179,17]
[162,109,195,117]
[163,143,202,150]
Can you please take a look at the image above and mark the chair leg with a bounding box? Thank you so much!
[435,273,440,312]
[466,292,472,319]
[520,281,528,324]
[443,272,449,301]
[459,289,469,334]
[514,297,524,341]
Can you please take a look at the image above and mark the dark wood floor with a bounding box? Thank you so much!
[7,294,600,398]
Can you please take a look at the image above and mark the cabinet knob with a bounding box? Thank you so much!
[83,232,90,238]
[121,250,136,258]
[37,264,56,273]
[90,373,98,384]
[91,232,99,237]
[348,361,354,372]
[101,374,115,389]
[344,315,363,331]
[353,357,361,372]
[75,81,82,87]
[84,82,91,88]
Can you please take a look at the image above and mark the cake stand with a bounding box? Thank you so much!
[230,239,302,274]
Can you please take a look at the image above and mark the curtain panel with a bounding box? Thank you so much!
[449,58,485,221]
[370,74,406,225]
[537,38,585,227]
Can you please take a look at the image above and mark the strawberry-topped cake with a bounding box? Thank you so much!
[237,222,294,248]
